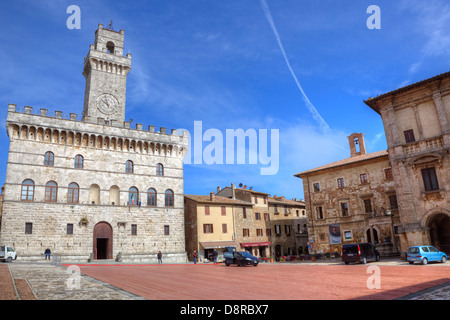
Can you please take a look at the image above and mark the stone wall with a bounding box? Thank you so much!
[0,106,189,263]
[365,73,450,254]
[1,201,186,263]
[299,153,400,254]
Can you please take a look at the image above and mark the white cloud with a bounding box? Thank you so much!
[399,0,450,70]
[408,62,422,74]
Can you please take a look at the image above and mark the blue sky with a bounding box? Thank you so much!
[1,0,450,200]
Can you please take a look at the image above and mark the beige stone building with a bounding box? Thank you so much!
[364,72,450,254]
[267,196,307,259]
[216,184,307,259]
[216,185,272,258]
[0,24,189,262]
[0,187,4,230]
[295,133,400,256]
[184,193,253,262]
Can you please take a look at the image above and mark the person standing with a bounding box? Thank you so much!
[44,248,51,260]
[157,251,162,264]
[193,250,198,264]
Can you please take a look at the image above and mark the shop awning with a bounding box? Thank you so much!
[200,241,238,249]
[241,242,271,247]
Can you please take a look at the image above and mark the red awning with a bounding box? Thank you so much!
[241,242,271,247]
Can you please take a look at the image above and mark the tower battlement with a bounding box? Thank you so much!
[7,103,189,158]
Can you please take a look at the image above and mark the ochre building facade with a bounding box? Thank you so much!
[365,72,450,255]
[296,134,400,256]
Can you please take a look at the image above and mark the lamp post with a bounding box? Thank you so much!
[385,209,396,246]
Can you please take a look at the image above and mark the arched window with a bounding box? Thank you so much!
[156,163,164,176]
[67,182,80,204]
[44,151,54,166]
[21,179,35,201]
[89,184,100,205]
[106,41,115,54]
[126,160,134,173]
[128,187,139,206]
[74,154,84,169]
[165,189,174,207]
[147,188,157,207]
[45,181,58,202]
[109,185,120,205]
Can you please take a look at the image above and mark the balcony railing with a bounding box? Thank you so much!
[402,136,444,157]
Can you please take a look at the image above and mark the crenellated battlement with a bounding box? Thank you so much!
[7,104,189,158]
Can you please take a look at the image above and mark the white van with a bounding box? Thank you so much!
[0,246,17,263]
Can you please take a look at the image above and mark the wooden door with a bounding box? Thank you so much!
[93,222,113,259]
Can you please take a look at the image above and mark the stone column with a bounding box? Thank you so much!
[395,161,417,223]
[381,105,401,146]
[432,91,449,133]
[412,105,424,140]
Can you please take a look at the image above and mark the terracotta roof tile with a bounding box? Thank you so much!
[294,150,388,177]
[184,194,253,206]
[268,197,305,206]
[364,71,450,113]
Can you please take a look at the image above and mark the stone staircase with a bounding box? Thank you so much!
[376,242,400,258]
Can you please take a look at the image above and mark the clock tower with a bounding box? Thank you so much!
[82,23,132,123]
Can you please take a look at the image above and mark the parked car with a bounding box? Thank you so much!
[341,243,380,265]
[0,246,17,263]
[407,246,447,265]
[223,251,259,267]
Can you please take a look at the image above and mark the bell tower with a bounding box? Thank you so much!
[82,23,132,123]
[347,133,367,157]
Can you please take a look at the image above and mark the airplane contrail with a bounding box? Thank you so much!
[260,0,330,132]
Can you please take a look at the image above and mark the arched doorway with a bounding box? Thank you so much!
[93,222,113,259]
[275,244,282,262]
[366,227,379,244]
[428,213,450,254]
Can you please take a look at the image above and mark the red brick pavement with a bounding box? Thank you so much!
[76,263,450,300]
[0,265,17,300]
[0,264,36,300]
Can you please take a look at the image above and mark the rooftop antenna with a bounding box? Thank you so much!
[107,20,114,30]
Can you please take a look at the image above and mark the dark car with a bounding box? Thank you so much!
[341,243,380,265]
[224,251,259,267]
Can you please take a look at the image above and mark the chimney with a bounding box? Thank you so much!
[210,192,215,201]
[231,183,236,199]
[217,186,221,193]
[348,133,367,157]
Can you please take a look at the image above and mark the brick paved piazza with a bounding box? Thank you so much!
[74,262,449,300]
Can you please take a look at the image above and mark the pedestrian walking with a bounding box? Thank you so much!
[213,249,218,264]
[193,250,198,264]
[157,251,162,264]
[44,248,51,260]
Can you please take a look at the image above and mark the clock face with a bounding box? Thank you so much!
[97,93,119,115]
